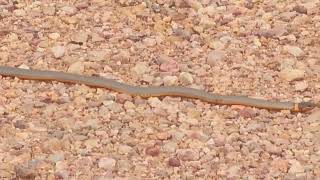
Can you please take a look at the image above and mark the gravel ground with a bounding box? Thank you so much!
[0,0,320,179]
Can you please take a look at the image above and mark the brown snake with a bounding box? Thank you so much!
[0,66,318,112]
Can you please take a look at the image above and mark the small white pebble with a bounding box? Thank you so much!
[51,45,66,58]
[179,72,194,85]
[142,37,157,47]
[48,33,60,40]
[132,63,149,75]
[163,76,178,86]
[148,97,162,108]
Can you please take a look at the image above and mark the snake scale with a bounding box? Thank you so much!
[0,66,317,112]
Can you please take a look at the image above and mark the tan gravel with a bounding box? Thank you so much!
[0,0,320,179]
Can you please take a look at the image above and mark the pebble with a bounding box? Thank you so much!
[188,110,201,119]
[207,50,226,66]
[174,0,190,8]
[148,97,162,108]
[307,58,319,67]
[156,132,171,140]
[108,103,123,113]
[142,37,157,47]
[156,54,172,64]
[98,157,116,170]
[74,96,87,106]
[213,135,226,147]
[42,6,56,15]
[84,139,99,149]
[271,159,289,172]
[186,0,202,10]
[117,159,132,172]
[15,165,36,179]
[176,149,200,161]
[184,117,199,125]
[168,158,181,167]
[132,62,149,75]
[226,165,240,178]
[75,1,89,9]
[188,131,209,142]
[48,152,65,163]
[84,119,100,129]
[294,81,308,91]
[303,2,318,14]
[245,122,264,132]
[279,69,305,81]
[71,31,89,43]
[145,146,160,156]
[261,24,287,38]
[160,60,180,73]
[91,32,104,42]
[280,58,295,70]
[142,74,154,83]
[285,46,304,57]
[265,143,282,155]
[238,108,258,118]
[306,110,320,122]
[288,160,305,174]
[116,94,133,104]
[61,5,77,16]
[179,72,193,85]
[41,138,63,153]
[51,45,66,58]
[13,9,26,17]
[163,142,178,153]
[88,50,107,61]
[118,144,133,155]
[48,33,60,40]
[293,5,307,14]
[54,170,69,179]
[163,76,178,86]
[208,40,225,49]
[113,50,130,63]
[68,61,84,74]
[172,27,192,40]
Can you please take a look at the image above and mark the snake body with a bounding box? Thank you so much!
[0,66,317,112]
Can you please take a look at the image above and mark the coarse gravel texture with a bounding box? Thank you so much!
[0,0,320,179]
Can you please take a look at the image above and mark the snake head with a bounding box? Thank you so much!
[296,101,318,112]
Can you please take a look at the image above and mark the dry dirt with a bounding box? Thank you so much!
[0,0,320,179]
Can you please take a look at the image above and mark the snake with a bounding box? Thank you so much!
[0,66,318,112]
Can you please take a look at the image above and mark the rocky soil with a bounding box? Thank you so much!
[0,0,320,179]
